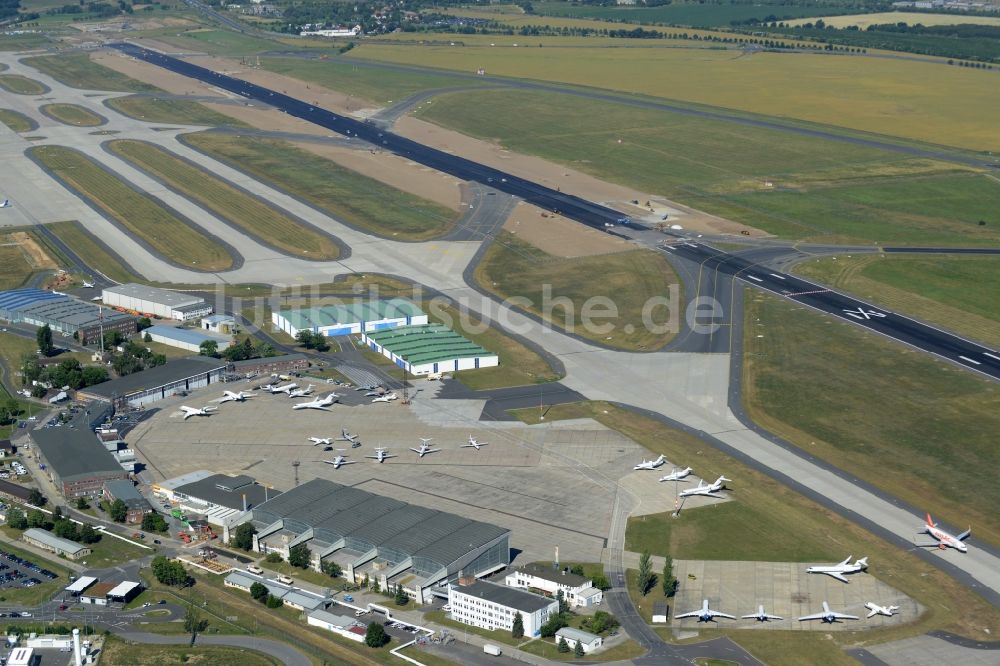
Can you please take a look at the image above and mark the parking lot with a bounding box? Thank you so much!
[0,547,59,591]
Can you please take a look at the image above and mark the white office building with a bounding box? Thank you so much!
[504,563,603,608]
[448,580,558,638]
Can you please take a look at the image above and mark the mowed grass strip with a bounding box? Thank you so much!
[0,74,47,95]
[743,292,1000,549]
[22,53,158,92]
[99,635,282,666]
[475,232,680,350]
[28,146,234,271]
[794,254,1000,348]
[105,95,248,127]
[40,103,103,127]
[0,109,35,132]
[108,139,340,260]
[45,220,143,284]
[184,132,456,240]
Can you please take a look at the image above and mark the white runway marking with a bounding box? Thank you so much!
[958,356,981,365]
[769,273,786,280]
[984,352,1000,361]
[746,275,763,282]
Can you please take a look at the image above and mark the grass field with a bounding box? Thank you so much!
[108,139,341,260]
[183,132,456,240]
[28,146,234,272]
[40,103,103,127]
[0,32,48,50]
[0,109,34,132]
[356,42,1000,152]
[475,232,680,350]
[22,53,158,92]
[0,244,39,290]
[520,636,645,662]
[788,11,1000,29]
[517,400,1000,656]
[415,90,1000,245]
[44,220,142,284]
[99,635,282,666]
[533,0,854,27]
[0,74,47,95]
[793,254,1000,347]
[743,292,1000,549]
[105,95,248,126]
[259,558,340,590]
[0,532,71,607]
[430,301,562,389]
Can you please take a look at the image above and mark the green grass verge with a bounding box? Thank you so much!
[423,610,528,648]
[108,139,341,260]
[105,95,249,127]
[793,254,1000,348]
[0,531,71,606]
[99,634,282,666]
[475,232,681,350]
[0,74,46,95]
[258,559,340,590]
[44,220,142,284]
[0,109,34,132]
[183,132,457,240]
[22,53,158,92]
[0,243,41,290]
[28,146,235,272]
[40,103,103,127]
[415,90,1000,246]
[519,636,646,662]
[743,291,1000,549]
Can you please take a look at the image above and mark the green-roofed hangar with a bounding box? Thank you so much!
[271,298,427,338]
[361,324,499,376]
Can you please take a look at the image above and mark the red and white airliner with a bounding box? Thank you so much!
[922,513,970,552]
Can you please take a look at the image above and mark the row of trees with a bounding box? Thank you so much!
[151,555,191,587]
[5,505,101,545]
[249,580,285,609]
[295,330,330,352]
[201,336,277,362]
[20,354,108,397]
[637,550,678,597]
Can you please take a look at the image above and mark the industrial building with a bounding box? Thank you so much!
[29,416,130,498]
[361,324,498,376]
[505,563,603,608]
[103,479,152,523]
[448,579,558,638]
[102,283,212,321]
[22,528,91,560]
[307,609,366,643]
[272,298,427,338]
[0,288,137,344]
[229,353,309,378]
[245,478,510,603]
[77,356,228,410]
[224,571,326,611]
[555,627,603,654]
[155,471,280,528]
[144,325,233,353]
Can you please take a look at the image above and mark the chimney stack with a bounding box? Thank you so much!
[72,628,82,666]
[554,546,559,570]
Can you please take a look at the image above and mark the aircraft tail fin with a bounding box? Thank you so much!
[855,556,868,568]
[926,513,937,528]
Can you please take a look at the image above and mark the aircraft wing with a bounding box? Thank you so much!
[673,610,701,619]
[866,609,878,618]
[956,527,971,540]
[797,612,828,621]
[708,610,736,619]
[825,572,849,583]
[830,611,859,620]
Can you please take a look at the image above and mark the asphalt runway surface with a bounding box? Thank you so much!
[111,43,631,231]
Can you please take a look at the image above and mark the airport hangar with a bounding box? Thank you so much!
[0,288,137,345]
[361,324,498,376]
[271,298,428,338]
[242,478,510,604]
[77,356,228,410]
[101,283,211,321]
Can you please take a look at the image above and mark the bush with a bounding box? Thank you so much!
[232,522,257,551]
[265,552,282,563]
[365,621,388,648]
[151,556,191,587]
[288,543,311,569]
[142,513,168,533]
[265,594,283,609]
[250,582,268,603]
[539,614,568,638]
[321,561,342,578]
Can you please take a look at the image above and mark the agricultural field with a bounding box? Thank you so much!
[475,232,680,351]
[0,74,47,95]
[793,254,1000,347]
[108,139,341,260]
[22,53,158,92]
[0,109,35,132]
[183,132,457,240]
[356,42,1000,151]
[28,146,235,272]
[99,636,283,666]
[743,292,1000,549]
[533,0,857,27]
[105,95,247,127]
[415,90,1000,246]
[787,11,1000,28]
[44,221,143,284]
[39,103,103,127]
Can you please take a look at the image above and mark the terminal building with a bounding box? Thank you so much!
[77,356,228,410]
[29,417,130,498]
[448,579,558,638]
[102,283,212,321]
[0,288,137,344]
[361,324,498,376]
[244,478,510,603]
[272,298,427,338]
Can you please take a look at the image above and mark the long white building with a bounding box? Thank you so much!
[272,298,426,338]
[448,580,558,638]
[504,563,603,608]
[102,283,211,320]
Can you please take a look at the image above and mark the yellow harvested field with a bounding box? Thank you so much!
[353,44,1000,151]
[788,11,1000,28]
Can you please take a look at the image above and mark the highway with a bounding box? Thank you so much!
[110,43,630,232]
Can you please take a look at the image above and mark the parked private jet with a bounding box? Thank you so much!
[0,199,10,209]
[742,605,783,622]
[675,600,736,622]
[659,466,694,482]
[865,602,899,618]
[462,435,487,450]
[288,384,315,398]
[806,556,868,583]
[372,392,398,403]
[180,405,217,420]
[219,390,253,403]
[336,428,360,445]
[318,450,355,469]
[634,455,667,470]
[798,602,859,623]
[921,513,970,552]
[308,436,333,447]
[410,438,440,458]
[366,447,395,463]
[292,393,339,411]
[81,281,95,288]
[678,476,730,498]
[268,382,299,395]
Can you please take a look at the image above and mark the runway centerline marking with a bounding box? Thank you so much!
[959,356,981,365]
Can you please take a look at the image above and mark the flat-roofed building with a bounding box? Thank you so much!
[0,288,136,344]
[448,580,558,638]
[161,472,279,528]
[80,581,117,605]
[272,299,426,338]
[555,627,603,654]
[361,324,498,376]
[505,563,603,608]
[106,580,143,603]
[65,576,97,596]
[307,609,366,643]
[77,356,227,410]
[101,284,211,320]
[29,417,129,498]
[145,325,233,353]
[229,353,309,378]
[22,528,91,560]
[103,479,152,523]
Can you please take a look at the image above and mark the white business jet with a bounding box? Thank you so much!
[0,199,10,208]
[462,435,487,450]
[806,555,868,583]
[659,466,693,482]
[179,405,217,420]
[798,601,859,623]
[633,454,666,471]
[318,450,355,469]
[678,476,730,498]
[308,436,333,447]
[742,605,783,622]
[372,392,398,403]
[366,447,395,463]
[268,382,298,395]
[921,513,970,552]
[81,281,95,288]
[675,600,736,622]
[336,427,360,445]
[865,602,899,618]
[410,438,440,458]
[288,384,315,398]
[292,393,339,411]
[219,390,253,403]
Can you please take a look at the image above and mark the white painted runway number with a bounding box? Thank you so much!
[843,307,887,320]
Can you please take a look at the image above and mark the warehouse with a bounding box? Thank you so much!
[448,579,558,638]
[77,356,228,410]
[272,298,427,338]
[156,471,280,528]
[102,283,211,321]
[247,478,510,603]
[361,324,498,376]
[229,353,309,378]
[144,325,233,353]
[29,415,130,498]
[0,288,136,344]
[22,528,92,560]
